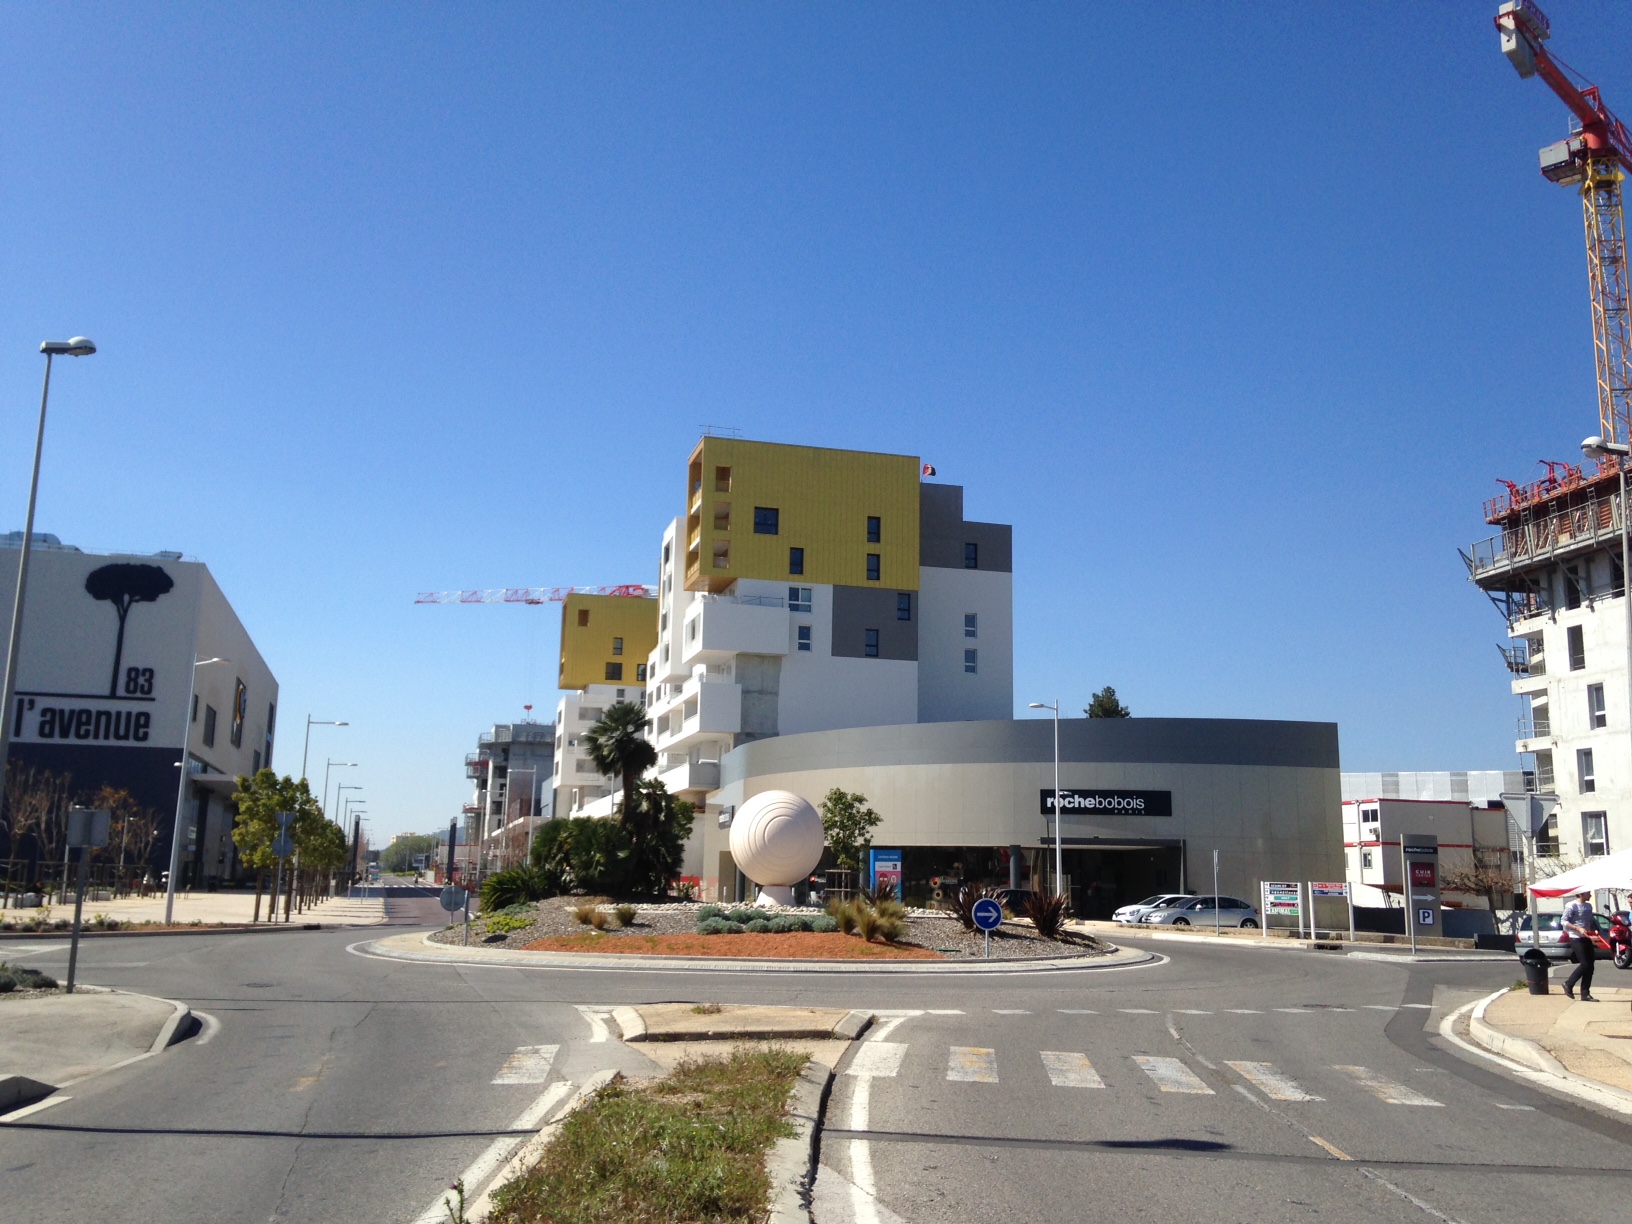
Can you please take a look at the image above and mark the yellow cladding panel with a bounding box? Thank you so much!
[684,438,920,592]
[558,593,659,691]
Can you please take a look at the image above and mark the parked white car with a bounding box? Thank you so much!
[1140,895,1261,929]
[1112,893,1196,925]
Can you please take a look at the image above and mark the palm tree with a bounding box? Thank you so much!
[583,701,657,819]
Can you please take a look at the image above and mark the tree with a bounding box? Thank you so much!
[4,764,73,870]
[1085,686,1130,718]
[84,563,176,697]
[230,770,322,873]
[381,833,440,875]
[91,785,157,873]
[1442,861,1520,928]
[583,701,657,819]
[623,779,695,895]
[820,788,881,872]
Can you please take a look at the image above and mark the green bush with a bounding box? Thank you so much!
[0,974,14,993]
[697,917,731,935]
[726,907,758,924]
[719,921,745,934]
[481,866,551,911]
[697,904,725,922]
[810,915,839,933]
[0,963,55,990]
[768,915,807,934]
[744,919,772,934]
[613,904,637,927]
[484,913,532,935]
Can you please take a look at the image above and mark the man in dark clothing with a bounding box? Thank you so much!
[1564,890,1600,1002]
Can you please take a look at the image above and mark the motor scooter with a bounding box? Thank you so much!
[1608,911,1632,970]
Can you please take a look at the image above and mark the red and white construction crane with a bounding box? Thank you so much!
[1497,0,1632,445]
[415,584,655,605]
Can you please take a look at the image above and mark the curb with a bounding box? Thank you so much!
[463,1069,621,1224]
[0,1075,54,1113]
[611,1006,646,1042]
[834,1009,873,1041]
[144,994,195,1054]
[1445,989,1632,1117]
[0,923,323,940]
[1346,950,1514,964]
[1465,990,1569,1076]
[351,931,1160,975]
[766,1059,833,1224]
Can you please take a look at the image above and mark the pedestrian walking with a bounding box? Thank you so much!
[1563,889,1600,1002]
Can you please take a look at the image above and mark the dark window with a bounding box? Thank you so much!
[866,553,881,582]
[612,637,624,656]
[636,663,647,682]
[789,546,804,575]
[252,750,262,773]
[577,608,590,627]
[1590,683,1607,728]
[1579,747,1596,793]
[788,587,812,612]
[266,702,276,738]
[964,613,978,638]
[864,629,879,658]
[964,542,978,569]
[897,592,912,621]
[1569,625,1586,670]
[715,466,732,492]
[754,507,780,535]
[663,542,671,564]
[797,625,812,652]
[203,705,217,748]
[1565,565,1583,609]
[605,662,623,681]
[191,693,198,723]
[965,648,977,674]
[867,516,881,543]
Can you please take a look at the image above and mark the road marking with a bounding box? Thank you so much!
[926,1009,964,1014]
[846,1042,907,1078]
[991,1009,1030,1015]
[493,1045,560,1085]
[0,1095,69,1123]
[1173,1009,1212,1015]
[1359,1167,1468,1223]
[1363,1005,1398,1011]
[574,1006,612,1043]
[1273,1008,1309,1014]
[867,1011,922,1042]
[1400,1003,1433,1009]
[1311,1136,1353,1160]
[1333,1066,1443,1106]
[1225,1061,1322,1101]
[1496,1103,1536,1110]
[1118,1008,1158,1014]
[1040,1051,1104,1088]
[408,1080,573,1224]
[1223,1008,1262,1014]
[848,1076,879,1224]
[1057,1008,1097,1014]
[1133,1055,1213,1094]
[947,1047,998,1083]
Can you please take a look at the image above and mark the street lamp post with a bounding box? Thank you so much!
[322,759,357,816]
[1583,436,1632,848]
[301,716,349,780]
[1028,701,1064,900]
[166,656,230,925]
[0,338,96,795]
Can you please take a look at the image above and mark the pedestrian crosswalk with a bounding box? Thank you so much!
[844,1041,1448,1108]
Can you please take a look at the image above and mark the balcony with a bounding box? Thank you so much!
[1466,493,1622,582]
[681,595,788,662]
[658,757,722,795]
[1517,718,1552,740]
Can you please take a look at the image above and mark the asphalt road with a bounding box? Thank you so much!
[1,896,1627,1224]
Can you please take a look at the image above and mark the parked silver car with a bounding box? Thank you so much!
[1112,893,1195,925]
[1139,895,1260,929]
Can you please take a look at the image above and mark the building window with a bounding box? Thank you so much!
[1585,811,1611,857]
[1537,812,1561,856]
[867,516,881,543]
[605,662,624,682]
[686,617,698,642]
[864,629,879,658]
[578,608,590,627]
[1568,624,1586,670]
[1360,850,1373,870]
[789,547,804,575]
[897,592,912,621]
[964,648,978,674]
[754,507,780,535]
[712,541,730,569]
[663,542,671,564]
[964,542,978,569]
[203,705,217,748]
[612,637,624,656]
[964,613,977,638]
[714,502,731,531]
[1578,747,1596,793]
[252,750,262,773]
[715,466,732,492]
[661,644,670,664]
[636,663,648,682]
[660,612,668,631]
[866,553,881,582]
[788,587,812,613]
[191,693,198,723]
[797,625,812,652]
[1589,683,1607,728]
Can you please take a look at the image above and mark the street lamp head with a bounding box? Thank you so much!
[1583,435,1631,459]
[195,656,229,667]
[40,338,95,357]
[1028,702,1047,709]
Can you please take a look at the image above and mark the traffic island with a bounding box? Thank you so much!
[1474,983,1632,1091]
[0,987,191,1114]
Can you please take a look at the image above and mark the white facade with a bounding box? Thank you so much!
[552,683,644,817]
[1342,797,1516,910]
[1340,771,1530,805]
[916,564,1012,722]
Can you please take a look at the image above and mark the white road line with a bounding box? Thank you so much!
[408,1080,573,1224]
[947,1047,999,1083]
[1133,1055,1213,1094]
[1224,1008,1262,1014]
[1041,1051,1104,1088]
[849,1075,880,1224]
[574,1006,612,1043]
[0,1095,69,1123]
[1225,1061,1322,1102]
[1273,1008,1309,1014]
[1173,1009,1213,1015]
[991,1009,1029,1015]
[845,1042,907,1078]
[926,1009,964,1015]
[867,1012,921,1042]
[1057,1008,1097,1014]
[1364,1005,1399,1011]
[492,1045,560,1085]
[1496,1103,1536,1110]
[1119,1008,1158,1014]
[1334,1065,1443,1106]
[1400,1003,1433,1010]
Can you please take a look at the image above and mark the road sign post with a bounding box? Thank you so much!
[972,896,1003,960]
[1261,881,1301,938]
[1310,881,1349,942]
[64,807,110,994]
[271,812,295,923]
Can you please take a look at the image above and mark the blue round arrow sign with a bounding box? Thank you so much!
[971,897,1004,931]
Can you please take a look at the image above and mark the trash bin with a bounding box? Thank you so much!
[1520,947,1551,995]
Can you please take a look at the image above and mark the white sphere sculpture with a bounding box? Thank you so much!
[729,789,825,907]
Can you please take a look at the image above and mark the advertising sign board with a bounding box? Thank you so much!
[1262,881,1301,916]
[869,848,903,894]
[1042,789,1172,817]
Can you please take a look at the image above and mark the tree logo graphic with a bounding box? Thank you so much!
[84,563,175,697]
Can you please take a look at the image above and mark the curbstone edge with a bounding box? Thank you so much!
[611,1006,647,1042]
[1468,992,1568,1075]
[765,1058,833,1224]
[833,1010,873,1041]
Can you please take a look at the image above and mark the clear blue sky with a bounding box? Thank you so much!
[3,3,1628,840]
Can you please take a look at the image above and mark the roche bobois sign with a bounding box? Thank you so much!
[1040,789,1173,817]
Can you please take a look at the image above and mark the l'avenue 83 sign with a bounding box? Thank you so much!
[1041,789,1173,817]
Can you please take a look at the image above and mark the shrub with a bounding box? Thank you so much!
[697,904,725,922]
[589,909,608,930]
[481,866,549,911]
[573,904,599,926]
[768,916,806,934]
[834,901,859,936]
[947,883,1003,932]
[697,918,730,935]
[0,974,14,993]
[1021,891,1069,940]
[744,919,772,934]
[726,907,758,925]
[613,904,637,928]
[0,963,56,990]
[674,879,697,901]
[719,921,745,934]
[864,879,899,906]
[485,913,532,935]
[810,915,839,933]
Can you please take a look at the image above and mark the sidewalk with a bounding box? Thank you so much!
[0,989,187,1109]
[2,890,384,927]
[1479,983,1632,1092]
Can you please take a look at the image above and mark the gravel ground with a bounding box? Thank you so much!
[428,900,1113,959]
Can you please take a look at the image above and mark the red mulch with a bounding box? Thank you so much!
[523,931,942,960]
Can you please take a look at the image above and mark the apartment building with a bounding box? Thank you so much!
[641,437,1013,810]
[465,721,554,868]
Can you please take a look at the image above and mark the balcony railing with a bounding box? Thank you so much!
[1467,492,1622,578]
[1516,718,1551,739]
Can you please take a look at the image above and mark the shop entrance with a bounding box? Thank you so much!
[1042,843,1184,921]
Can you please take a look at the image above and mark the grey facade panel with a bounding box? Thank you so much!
[919,483,1013,572]
[830,585,918,661]
[722,717,1340,784]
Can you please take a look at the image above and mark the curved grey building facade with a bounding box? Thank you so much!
[701,717,1342,918]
